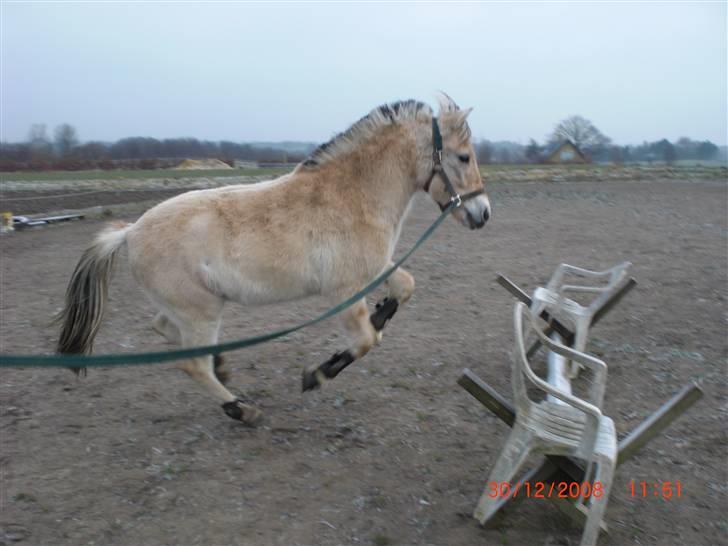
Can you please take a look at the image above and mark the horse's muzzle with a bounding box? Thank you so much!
[464,196,491,229]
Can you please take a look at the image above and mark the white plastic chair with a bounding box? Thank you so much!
[531,262,631,378]
[474,302,617,546]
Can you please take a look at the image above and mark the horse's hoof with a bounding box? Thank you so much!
[222,399,263,426]
[302,368,324,392]
[213,355,231,385]
[371,297,398,331]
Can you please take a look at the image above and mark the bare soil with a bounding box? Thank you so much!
[0,189,193,216]
[0,178,726,546]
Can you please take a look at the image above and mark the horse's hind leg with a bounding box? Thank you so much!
[152,311,230,384]
[370,265,415,331]
[302,298,378,391]
[166,300,261,425]
[152,312,181,344]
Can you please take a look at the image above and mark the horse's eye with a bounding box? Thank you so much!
[458,154,470,164]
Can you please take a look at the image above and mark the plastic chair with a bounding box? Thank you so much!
[531,262,631,378]
[473,302,617,546]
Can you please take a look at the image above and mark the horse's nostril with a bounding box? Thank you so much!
[482,208,490,223]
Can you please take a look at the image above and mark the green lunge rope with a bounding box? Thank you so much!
[0,203,455,368]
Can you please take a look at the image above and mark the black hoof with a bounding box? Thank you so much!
[302,350,356,392]
[222,398,263,425]
[370,297,399,331]
[68,366,87,377]
[302,369,322,392]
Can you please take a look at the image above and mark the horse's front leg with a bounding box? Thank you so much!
[302,298,378,392]
[370,264,415,331]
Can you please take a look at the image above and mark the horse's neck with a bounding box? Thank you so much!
[345,135,420,232]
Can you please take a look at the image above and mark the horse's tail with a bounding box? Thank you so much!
[56,222,132,375]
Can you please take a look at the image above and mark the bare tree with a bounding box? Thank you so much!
[28,123,52,160]
[525,139,543,163]
[54,123,79,157]
[475,140,492,164]
[548,115,611,154]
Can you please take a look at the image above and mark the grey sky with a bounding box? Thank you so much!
[2,2,726,145]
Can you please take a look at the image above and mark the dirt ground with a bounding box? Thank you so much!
[0,178,726,546]
[0,189,193,216]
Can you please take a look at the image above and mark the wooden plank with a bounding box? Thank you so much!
[547,491,609,534]
[458,368,515,427]
[617,382,703,466]
[590,278,637,327]
[496,275,575,343]
[497,274,637,358]
[458,369,586,483]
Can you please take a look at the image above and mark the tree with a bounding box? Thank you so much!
[475,140,492,164]
[54,124,79,157]
[697,141,718,160]
[548,115,611,155]
[28,123,52,157]
[663,141,677,164]
[525,139,543,163]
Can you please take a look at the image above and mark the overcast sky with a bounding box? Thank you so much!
[2,2,726,145]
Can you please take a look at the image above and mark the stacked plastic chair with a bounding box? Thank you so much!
[474,262,632,546]
[531,262,631,378]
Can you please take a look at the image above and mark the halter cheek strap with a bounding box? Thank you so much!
[424,117,485,211]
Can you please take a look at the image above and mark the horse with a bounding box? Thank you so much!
[56,93,492,425]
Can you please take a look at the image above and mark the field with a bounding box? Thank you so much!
[0,168,291,183]
[0,169,726,546]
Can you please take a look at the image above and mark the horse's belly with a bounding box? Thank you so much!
[201,260,321,306]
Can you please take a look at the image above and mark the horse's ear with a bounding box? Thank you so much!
[459,107,473,121]
[451,107,473,133]
[436,91,460,113]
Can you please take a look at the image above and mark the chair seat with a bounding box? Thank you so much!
[522,402,616,459]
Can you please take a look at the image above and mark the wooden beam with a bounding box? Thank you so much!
[617,382,703,466]
[496,275,574,343]
[457,368,515,427]
[496,274,637,358]
[458,369,586,482]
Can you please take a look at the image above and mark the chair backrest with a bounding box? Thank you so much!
[543,262,631,318]
[512,302,605,459]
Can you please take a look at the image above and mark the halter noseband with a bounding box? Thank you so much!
[424,117,485,211]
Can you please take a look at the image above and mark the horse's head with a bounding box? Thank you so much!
[424,93,491,230]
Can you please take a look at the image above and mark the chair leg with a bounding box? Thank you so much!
[474,422,534,524]
[579,456,615,546]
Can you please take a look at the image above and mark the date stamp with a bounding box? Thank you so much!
[485,481,604,499]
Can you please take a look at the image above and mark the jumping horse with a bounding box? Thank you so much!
[56,93,491,425]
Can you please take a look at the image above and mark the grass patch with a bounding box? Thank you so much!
[0,167,292,183]
[372,534,392,546]
[13,492,37,503]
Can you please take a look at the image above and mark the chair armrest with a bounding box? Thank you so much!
[531,313,607,377]
[514,303,604,420]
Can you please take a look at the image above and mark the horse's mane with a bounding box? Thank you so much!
[303,99,432,168]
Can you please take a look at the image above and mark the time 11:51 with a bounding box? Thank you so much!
[629,480,682,498]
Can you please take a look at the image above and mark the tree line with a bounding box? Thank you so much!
[0,118,723,172]
[474,115,721,165]
[0,124,311,171]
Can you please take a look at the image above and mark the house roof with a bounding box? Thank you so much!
[544,139,586,160]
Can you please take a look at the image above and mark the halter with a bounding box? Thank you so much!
[424,117,485,211]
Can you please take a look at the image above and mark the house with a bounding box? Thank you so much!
[543,140,588,164]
